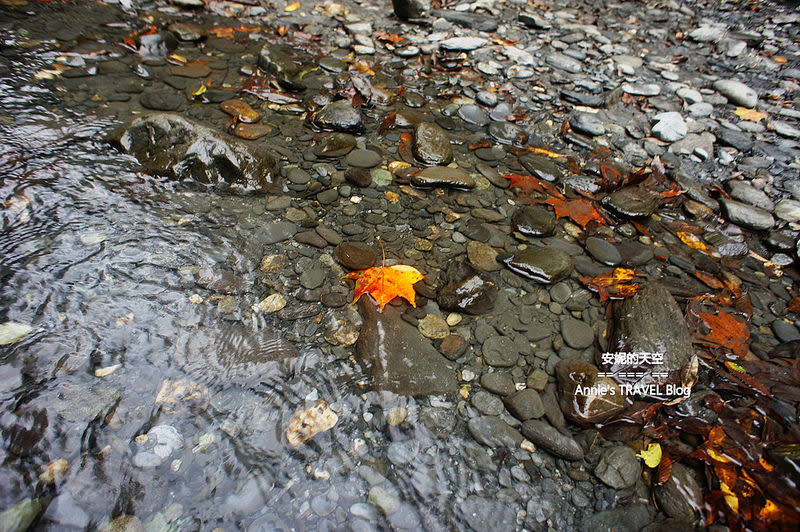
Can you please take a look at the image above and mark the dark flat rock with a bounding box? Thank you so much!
[356,298,457,397]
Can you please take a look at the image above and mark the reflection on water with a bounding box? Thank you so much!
[0,39,502,532]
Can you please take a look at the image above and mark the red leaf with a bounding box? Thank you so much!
[694,310,750,356]
[542,197,605,228]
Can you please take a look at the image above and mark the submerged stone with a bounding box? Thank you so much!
[108,113,278,192]
[314,132,356,158]
[311,100,364,133]
[500,247,573,284]
[609,283,696,391]
[356,298,457,396]
[411,166,475,189]
[413,122,453,166]
[257,44,306,91]
[173,323,299,387]
[512,206,556,236]
[437,259,497,315]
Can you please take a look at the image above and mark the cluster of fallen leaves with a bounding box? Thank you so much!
[498,135,800,529]
[598,273,800,529]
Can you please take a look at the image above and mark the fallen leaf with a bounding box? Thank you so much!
[344,264,425,310]
[378,112,396,134]
[543,197,605,228]
[504,173,565,199]
[580,268,642,302]
[376,32,404,45]
[526,146,565,158]
[637,442,663,467]
[351,60,375,76]
[286,400,338,447]
[677,231,709,253]
[694,310,750,356]
[694,270,725,290]
[398,133,414,162]
[733,107,767,122]
[284,1,300,12]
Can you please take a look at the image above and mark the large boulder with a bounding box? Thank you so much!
[607,283,696,394]
[108,113,279,192]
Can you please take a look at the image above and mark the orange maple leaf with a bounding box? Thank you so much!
[542,197,605,228]
[344,265,425,310]
[503,174,565,198]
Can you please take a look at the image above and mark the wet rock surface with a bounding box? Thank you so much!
[108,113,278,192]
[356,298,457,396]
[609,283,695,389]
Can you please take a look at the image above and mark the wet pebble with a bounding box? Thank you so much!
[713,79,758,108]
[719,198,775,230]
[569,112,605,136]
[333,242,377,270]
[482,335,518,367]
[560,318,594,349]
[312,100,363,133]
[503,389,545,420]
[500,247,574,284]
[418,314,449,339]
[603,187,660,218]
[774,199,800,222]
[440,334,467,360]
[585,237,621,265]
[480,372,515,396]
[346,149,382,168]
[315,133,356,158]
[520,419,584,460]
[413,123,453,166]
[546,52,582,73]
[594,446,641,489]
[471,391,505,416]
[512,206,557,237]
[467,416,524,448]
[458,104,490,127]
[652,112,687,142]
[654,463,703,520]
[440,37,487,51]
[411,166,475,189]
[467,240,500,272]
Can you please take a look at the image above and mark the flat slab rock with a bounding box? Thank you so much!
[108,113,279,192]
[356,298,457,396]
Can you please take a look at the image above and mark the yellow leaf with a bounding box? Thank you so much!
[677,231,709,252]
[720,481,739,512]
[733,107,767,122]
[191,83,207,98]
[284,1,300,12]
[636,443,662,467]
